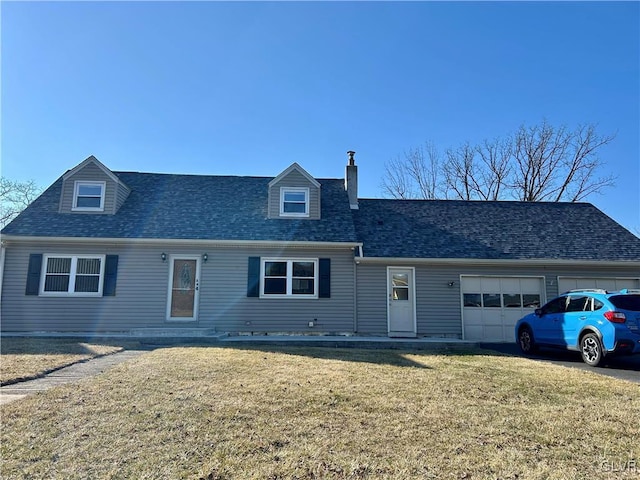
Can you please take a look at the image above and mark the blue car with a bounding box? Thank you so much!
[515,289,640,366]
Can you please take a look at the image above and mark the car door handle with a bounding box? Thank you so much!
[580,316,586,320]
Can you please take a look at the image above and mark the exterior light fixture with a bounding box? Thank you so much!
[161,252,167,262]
[447,281,455,287]
[203,253,208,263]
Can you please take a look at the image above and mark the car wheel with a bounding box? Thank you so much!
[518,326,536,354]
[580,333,603,367]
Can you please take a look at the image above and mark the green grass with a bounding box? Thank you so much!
[0,337,137,384]
[1,346,639,479]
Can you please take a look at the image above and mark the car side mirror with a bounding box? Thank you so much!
[535,308,543,317]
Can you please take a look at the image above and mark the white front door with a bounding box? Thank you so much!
[387,267,417,337]
[167,256,201,321]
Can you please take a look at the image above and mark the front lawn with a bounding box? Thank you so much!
[0,337,136,385]
[1,346,638,479]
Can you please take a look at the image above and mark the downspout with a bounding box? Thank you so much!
[353,259,358,333]
[0,240,6,315]
[353,244,363,333]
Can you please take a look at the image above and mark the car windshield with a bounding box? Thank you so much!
[608,295,640,312]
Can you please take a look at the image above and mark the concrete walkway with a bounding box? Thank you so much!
[0,350,146,405]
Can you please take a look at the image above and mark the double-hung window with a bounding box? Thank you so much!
[73,181,106,211]
[261,258,317,298]
[41,255,105,296]
[280,187,309,217]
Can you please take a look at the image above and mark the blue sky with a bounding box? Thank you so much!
[2,1,639,234]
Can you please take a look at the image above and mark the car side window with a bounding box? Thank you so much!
[566,296,590,312]
[541,296,567,315]
[593,299,604,310]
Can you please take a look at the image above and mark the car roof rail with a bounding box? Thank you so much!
[561,289,607,294]
[612,288,640,294]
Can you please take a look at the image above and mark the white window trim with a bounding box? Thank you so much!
[279,187,309,218]
[260,258,318,298]
[40,254,106,297]
[72,181,106,212]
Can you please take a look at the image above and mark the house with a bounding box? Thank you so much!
[1,153,639,342]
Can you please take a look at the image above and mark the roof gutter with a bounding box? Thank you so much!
[0,235,363,250]
[354,256,640,268]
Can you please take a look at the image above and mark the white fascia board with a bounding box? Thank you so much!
[354,256,640,268]
[1,235,362,250]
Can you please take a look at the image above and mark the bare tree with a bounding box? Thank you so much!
[475,138,512,201]
[381,142,441,199]
[443,142,479,200]
[443,140,512,201]
[381,121,616,203]
[1,178,42,228]
[511,121,616,202]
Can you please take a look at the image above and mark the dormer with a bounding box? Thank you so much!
[267,163,321,219]
[59,156,130,214]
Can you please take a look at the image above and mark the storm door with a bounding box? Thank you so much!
[167,256,200,321]
[387,267,417,337]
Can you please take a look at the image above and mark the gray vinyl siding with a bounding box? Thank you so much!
[1,242,355,333]
[59,163,129,214]
[115,181,131,212]
[268,170,321,219]
[355,261,640,338]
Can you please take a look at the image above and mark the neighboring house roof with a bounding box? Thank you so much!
[1,172,359,243]
[353,199,640,261]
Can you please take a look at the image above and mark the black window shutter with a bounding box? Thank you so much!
[319,258,331,298]
[247,257,260,297]
[25,253,43,295]
[103,255,119,296]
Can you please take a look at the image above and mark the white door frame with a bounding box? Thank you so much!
[386,266,417,337]
[166,255,201,322]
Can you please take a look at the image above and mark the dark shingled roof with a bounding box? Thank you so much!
[353,199,640,261]
[4,170,640,262]
[1,172,359,243]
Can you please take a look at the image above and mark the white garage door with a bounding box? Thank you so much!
[558,277,640,293]
[461,276,545,342]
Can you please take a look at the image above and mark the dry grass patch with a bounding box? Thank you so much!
[1,346,639,479]
[0,337,135,384]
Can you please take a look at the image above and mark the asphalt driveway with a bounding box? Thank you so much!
[481,342,640,384]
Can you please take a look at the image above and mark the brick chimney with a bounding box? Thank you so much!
[345,150,358,209]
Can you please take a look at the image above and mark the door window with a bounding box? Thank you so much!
[392,273,409,300]
[170,259,197,318]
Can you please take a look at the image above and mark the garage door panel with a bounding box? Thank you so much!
[500,278,520,294]
[482,278,501,291]
[483,326,504,342]
[521,278,542,292]
[464,326,484,341]
[462,276,544,342]
[461,277,482,292]
[558,277,640,293]
[462,309,483,325]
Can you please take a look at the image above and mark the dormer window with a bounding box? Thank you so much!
[73,181,105,211]
[280,187,309,217]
